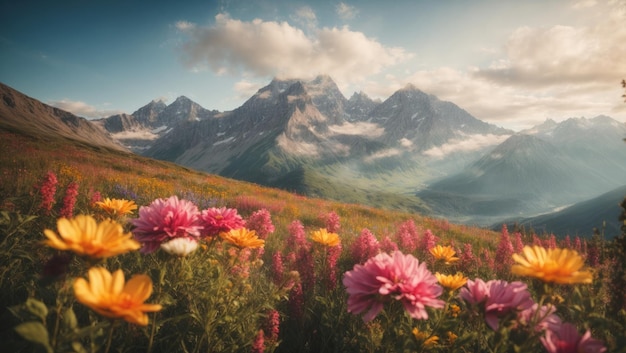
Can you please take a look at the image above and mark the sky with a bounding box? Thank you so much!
[1,0,625,131]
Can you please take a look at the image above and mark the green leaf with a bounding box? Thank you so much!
[63,307,78,330]
[71,341,88,353]
[25,298,48,321]
[14,322,53,353]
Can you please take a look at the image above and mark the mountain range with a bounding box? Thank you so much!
[1,77,625,237]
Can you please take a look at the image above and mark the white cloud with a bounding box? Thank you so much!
[175,20,196,31]
[422,134,511,159]
[233,79,263,100]
[47,99,123,119]
[292,6,318,31]
[327,121,384,137]
[177,13,411,88]
[336,2,358,20]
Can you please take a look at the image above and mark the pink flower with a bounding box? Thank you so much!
[271,251,284,285]
[37,171,58,215]
[460,243,479,269]
[495,225,514,272]
[251,329,265,353]
[459,278,490,305]
[513,232,524,254]
[326,242,342,289]
[286,220,308,250]
[265,310,280,342]
[351,228,380,264]
[200,207,245,237]
[132,196,203,253]
[420,229,437,252]
[59,181,79,218]
[379,235,398,253]
[343,251,444,322]
[246,209,274,239]
[518,303,562,332]
[323,211,341,233]
[395,220,419,252]
[460,279,534,330]
[541,322,606,353]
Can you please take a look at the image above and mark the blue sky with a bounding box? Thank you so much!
[1,0,624,130]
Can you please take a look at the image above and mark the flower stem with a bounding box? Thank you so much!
[104,321,116,353]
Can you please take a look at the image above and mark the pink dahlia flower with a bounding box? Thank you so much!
[343,251,444,322]
[541,322,606,353]
[517,303,562,333]
[200,207,245,237]
[132,196,203,253]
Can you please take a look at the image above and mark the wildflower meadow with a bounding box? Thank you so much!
[1,130,626,353]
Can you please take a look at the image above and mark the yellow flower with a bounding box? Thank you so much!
[95,198,137,216]
[220,228,265,249]
[43,215,140,259]
[448,304,461,318]
[73,267,162,326]
[412,328,439,347]
[446,331,458,344]
[429,245,459,264]
[511,245,593,284]
[310,228,340,247]
[435,272,468,291]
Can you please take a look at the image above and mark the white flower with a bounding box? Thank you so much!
[160,237,199,257]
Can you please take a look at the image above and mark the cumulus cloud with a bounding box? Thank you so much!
[47,99,123,119]
[177,13,410,87]
[336,2,358,20]
[474,3,625,90]
[234,80,263,100]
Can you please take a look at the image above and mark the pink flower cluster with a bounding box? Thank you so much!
[343,251,444,322]
[59,181,79,218]
[131,198,252,254]
[246,208,274,239]
[37,171,58,215]
[350,228,380,264]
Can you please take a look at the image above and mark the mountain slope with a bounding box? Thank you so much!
[0,82,125,151]
[417,134,599,224]
[500,185,626,238]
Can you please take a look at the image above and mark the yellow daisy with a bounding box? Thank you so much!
[310,228,340,247]
[44,215,140,259]
[511,245,592,284]
[429,245,459,264]
[435,272,468,291]
[220,228,265,249]
[73,267,162,326]
[95,198,137,217]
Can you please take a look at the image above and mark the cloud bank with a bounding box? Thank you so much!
[48,99,123,120]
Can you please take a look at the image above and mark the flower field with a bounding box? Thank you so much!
[1,130,625,353]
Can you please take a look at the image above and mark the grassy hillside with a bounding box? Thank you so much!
[1,127,624,353]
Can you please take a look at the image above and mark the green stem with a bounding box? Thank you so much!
[103,321,116,353]
[147,312,157,353]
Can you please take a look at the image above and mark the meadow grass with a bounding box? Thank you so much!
[1,129,624,353]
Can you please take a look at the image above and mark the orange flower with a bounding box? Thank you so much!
[95,198,137,217]
[73,267,162,326]
[310,228,340,247]
[43,215,140,259]
[429,245,459,264]
[435,272,468,291]
[511,245,592,284]
[220,228,265,249]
